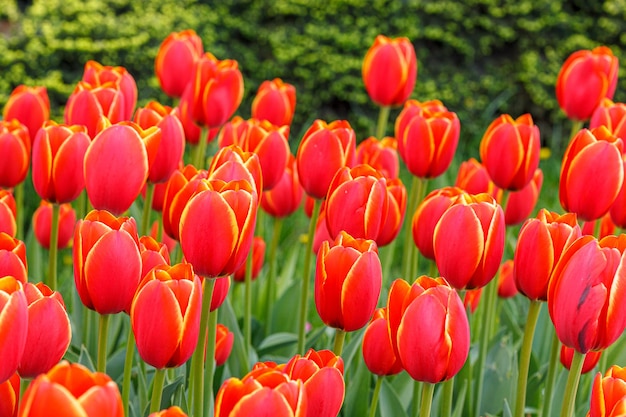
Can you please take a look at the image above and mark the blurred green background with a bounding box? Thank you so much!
[1,0,625,157]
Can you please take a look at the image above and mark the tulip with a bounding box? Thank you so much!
[464,288,482,314]
[0,233,28,284]
[455,157,499,197]
[209,276,231,312]
[296,119,356,199]
[362,308,403,376]
[0,119,30,189]
[32,202,75,251]
[64,82,125,139]
[377,177,407,247]
[560,345,602,374]
[0,277,28,384]
[433,192,505,290]
[208,145,263,196]
[590,99,626,141]
[251,78,297,127]
[588,365,626,417]
[559,127,624,222]
[260,154,303,218]
[73,210,141,314]
[155,29,204,98]
[497,260,517,299]
[362,35,417,107]
[131,263,202,369]
[148,406,188,417]
[610,156,626,229]
[356,136,399,180]
[18,361,123,417]
[233,236,265,282]
[548,234,626,353]
[556,46,618,121]
[162,165,208,241]
[214,323,234,367]
[583,213,616,239]
[0,190,16,237]
[138,235,170,279]
[315,231,382,332]
[312,201,333,255]
[82,60,137,121]
[504,168,543,225]
[0,373,19,417]
[2,85,49,139]
[18,282,71,378]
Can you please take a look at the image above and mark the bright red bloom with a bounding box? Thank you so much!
[583,214,617,239]
[233,236,265,282]
[559,127,624,222]
[296,119,356,200]
[610,156,626,229]
[0,119,30,188]
[208,145,263,197]
[215,323,234,367]
[377,177,407,247]
[209,276,231,312]
[82,60,137,121]
[0,277,28,384]
[504,168,543,225]
[162,165,208,241]
[0,190,16,237]
[560,345,601,374]
[73,210,141,314]
[362,308,403,376]
[362,35,417,107]
[18,361,123,417]
[588,365,626,417]
[155,29,204,98]
[548,235,626,353]
[148,406,188,417]
[315,231,382,332]
[455,157,499,198]
[0,233,28,284]
[497,260,517,299]
[261,154,303,218]
[464,288,482,314]
[556,46,618,121]
[251,78,297,127]
[0,372,19,417]
[590,99,626,141]
[356,136,399,180]
[2,85,50,139]
[33,202,76,250]
[138,235,170,279]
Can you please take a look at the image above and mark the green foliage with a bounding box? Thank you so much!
[1,0,625,156]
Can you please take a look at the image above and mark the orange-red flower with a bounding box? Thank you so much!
[590,99,626,141]
[504,168,543,225]
[0,277,28,384]
[560,345,601,374]
[587,365,626,417]
[148,406,188,417]
[362,308,403,376]
[610,155,626,229]
[356,136,399,180]
[0,233,28,284]
[82,60,137,121]
[2,85,50,139]
[138,235,170,279]
[162,165,208,241]
[32,202,76,250]
[260,154,303,218]
[233,236,265,282]
[0,190,16,237]
[497,260,517,299]
[208,145,263,197]
[251,78,297,127]
[455,157,499,197]
[377,177,407,247]
[214,323,234,367]
[0,372,19,417]
[0,119,30,189]
[155,29,204,98]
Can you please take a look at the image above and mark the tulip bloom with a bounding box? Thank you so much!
[296,119,356,199]
[0,277,28,384]
[479,113,540,191]
[433,193,505,290]
[583,214,616,240]
[0,190,16,237]
[233,236,265,282]
[610,156,626,228]
[560,345,601,374]
[2,85,50,139]
[395,99,460,179]
[214,323,234,367]
[590,99,626,141]
[33,202,75,251]
[0,119,30,189]
[208,145,263,196]
[588,365,626,417]
[362,308,403,376]
[261,154,303,218]
[315,231,382,332]
[556,46,618,121]
[377,177,407,247]
[548,235,626,353]
[31,122,90,204]
[138,235,170,279]
[82,60,137,121]
[559,127,624,222]
[455,157,499,197]
[356,136,399,180]
[155,29,204,98]
[0,233,28,284]
[514,209,581,301]
[504,168,543,225]
[0,372,19,417]
[131,263,202,369]
[18,283,71,378]
[497,260,517,299]
[362,35,417,107]
[251,78,297,127]
[18,361,123,417]
[148,406,188,417]
[73,210,141,314]
[162,165,208,241]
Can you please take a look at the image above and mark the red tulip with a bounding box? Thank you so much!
[583,213,617,239]
[138,235,170,279]
[556,46,618,121]
[251,78,297,127]
[32,202,76,250]
[312,202,333,255]
[233,236,265,282]
[148,406,188,417]
[455,157,499,198]
[0,372,19,417]
[214,323,234,367]
[362,308,403,376]
[73,210,141,314]
[588,365,626,417]
[18,361,123,417]
[548,234,626,353]
[504,168,543,225]
[162,165,208,241]
[356,136,399,180]
[0,190,16,237]
[559,127,624,222]
[82,60,137,121]
[64,81,126,139]
[155,29,204,98]
[464,288,482,314]
[362,35,417,107]
[296,119,356,200]
[2,85,49,139]
[433,193,505,290]
[497,260,517,299]
[261,154,303,218]
[208,145,263,196]
[209,276,231,312]
[590,99,626,141]
[0,233,27,284]
[610,155,626,229]
[0,119,30,189]
[315,231,382,332]
[377,177,407,247]
[0,277,28,384]
[560,345,601,374]
[514,209,581,301]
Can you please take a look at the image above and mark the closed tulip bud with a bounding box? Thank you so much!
[588,365,626,417]
[560,345,602,374]
[0,277,28,384]
[73,210,141,314]
[0,190,16,237]
[464,288,482,314]
[560,127,624,222]
[497,260,517,299]
[0,233,27,284]
[590,99,626,140]
[377,177,407,247]
[434,193,505,290]
[504,168,543,225]
[233,236,265,282]
[395,99,460,179]
[139,235,170,279]
[64,81,126,139]
[82,60,137,121]
[251,78,297,127]
[356,136,399,180]
[208,145,263,197]
[209,276,231,312]
[0,372,19,417]
[455,157,499,198]
[315,231,382,332]
[162,165,208,241]
[261,154,303,218]
[296,119,357,199]
[214,323,234,367]
[131,263,202,369]
[3,85,49,139]
[148,406,188,417]
[155,30,203,98]
[33,202,76,250]
[312,203,333,255]
[514,209,581,301]
[18,361,123,417]
[548,234,626,353]
[610,156,626,229]
[362,308,403,376]
[0,119,30,189]
[584,213,617,239]
[556,46,618,121]
[362,35,417,107]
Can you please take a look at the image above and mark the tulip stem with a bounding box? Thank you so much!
[97,313,110,373]
[265,217,283,335]
[243,246,254,372]
[540,328,560,417]
[412,381,422,417]
[441,376,454,417]
[473,276,498,417]
[514,299,542,417]
[14,182,24,240]
[122,325,136,416]
[141,182,155,237]
[560,350,586,417]
[376,105,391,139]
[297,198,321,354]
[569,120,584,142]
[193,128,210,169]
[191,278,216,417]
[47,202,60,291]
[150,367,166,413]
[333,328,346,356]
[204,307,219,415]
[420,382,435,417]
[368,376,384,417]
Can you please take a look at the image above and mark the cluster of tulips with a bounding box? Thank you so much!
[0,26,625,417]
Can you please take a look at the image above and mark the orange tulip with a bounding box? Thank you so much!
[148,406,188,417]
[497,260,517,299]
[2,85,49,139]
[356,136,399,180]
[587,365,626,417]
[0,119,30,189]
[583,213,617,240]
[162,165,207,241]
[0,190,16,237]
[590,99,626,141]
[455,157,499,198]
[208,145,263,197]
[560,345,601,374]
[233,236,265,282]
[32,202,76,250]
[251,78,297,127]
[503,168,543,225]
[155,29,204,98]
[0,233,27,284]
[0,372,19,417]
[610,156,626,229]
[261,154,303,218]
[138,235,170,279]
[362,308,403,376]
[82,60,137,121]
[209,276,231,312]
[377,177,407,247]
[214,323,234,367]
[0,277,28,384]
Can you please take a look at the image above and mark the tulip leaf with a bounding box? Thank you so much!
[451,378,468,417]
[257,332,298,354]
[379,377,408,417]
[219,297,257,377]
[342,328,365,369]
[343,351,371,417]
[271,279,301,334]
[160,375,185,409]
[479,332,518,416]
[77,344,96,372]
[502,398,512,417]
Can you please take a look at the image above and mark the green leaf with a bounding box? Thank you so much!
[257,332,298,354]
[379,377,408,417]
[77,345,96,371]
[343,346,371,417]
[160,375,185,409]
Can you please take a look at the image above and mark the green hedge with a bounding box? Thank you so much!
[1,0,625,156]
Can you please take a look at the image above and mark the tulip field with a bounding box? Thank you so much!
[2,15,626,417]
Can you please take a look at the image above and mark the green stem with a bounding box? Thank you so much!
[97,314,111,373]
[193,127,209,169]
[76,189,87,220]
[47,202,60,291]
[141,182,155,237]
[420,382,435,417]
[333,328,346,356]
[297,199,321,354]
[191,278,216,417]
[560,350,586,417]
[14,182,24,241]
[412,381,423,417]
[204,307,219,415]
[473,276,498,417]
[376,105,391,139]
[368,375,384,417]
[402,176,420,281]
[540,329,560,417]
[569,120,584,142]
[514,300,543,417]
[243,247,253,371]
[122,326,136,416]
[265,217,283,335]
[441,376,454,417]
[150,367,167,413]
